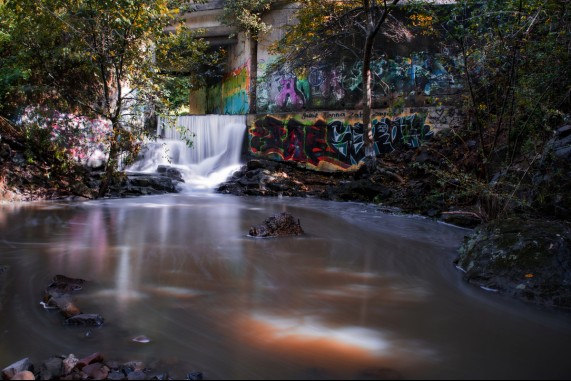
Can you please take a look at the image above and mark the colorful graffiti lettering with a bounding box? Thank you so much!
[372,114,433,154]
[258,51,461,113]
[250,110,436,171]
[276,75,305,109]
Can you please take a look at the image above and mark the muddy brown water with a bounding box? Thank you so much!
[1,194,570,379]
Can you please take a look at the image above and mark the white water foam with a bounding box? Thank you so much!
[128,115,247,191]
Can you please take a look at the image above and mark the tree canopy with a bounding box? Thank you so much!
[0,0,221,196]
[219,0,277,40]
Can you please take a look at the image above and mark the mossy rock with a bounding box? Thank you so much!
[456,217,571,309]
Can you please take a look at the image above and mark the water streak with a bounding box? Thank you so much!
[128,115,247,190]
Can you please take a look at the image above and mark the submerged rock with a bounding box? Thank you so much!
[46,295,82,318]
[44,275,86,299]
[455,217,571,309]
[249,213,304,238]
[64,313,105,327]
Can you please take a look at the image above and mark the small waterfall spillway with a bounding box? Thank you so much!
[129,115,247,191]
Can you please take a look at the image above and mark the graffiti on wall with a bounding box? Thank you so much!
[258,51,461,113]
[207,64,250,115]
[249,107,461,171]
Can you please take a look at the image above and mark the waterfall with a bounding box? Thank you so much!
[128,115,247,190]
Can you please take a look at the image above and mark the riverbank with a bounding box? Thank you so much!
[216,125,571,311]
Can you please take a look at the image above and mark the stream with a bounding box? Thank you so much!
[1,194,570,379]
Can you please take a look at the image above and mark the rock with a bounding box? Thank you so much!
[455,217,571,309]
[39,357,63,380]
[76,353,104,370]
[129,175,177,193]
[185,371,203,380]
[122,362,144,372]
[249,213,304,238]
[64,313,105,327]
[107,371,126,380]
[326,179,392,203]
[62,355,78,376]
[247,159,265,171]
[0,143,12,160]
[2,358,34,380]
[10,371,35,380]
[104,362,121,371]
[46,295,82,318]
[81,363,109,380]
[126,370,146,380]
[156,166,184,182]
[44,275,85,299]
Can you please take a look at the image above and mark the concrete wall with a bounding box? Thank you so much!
[184,2,464,171]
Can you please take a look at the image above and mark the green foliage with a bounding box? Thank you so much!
[0,0,216,196]
[220,0,277,39]
[438,0,571,164]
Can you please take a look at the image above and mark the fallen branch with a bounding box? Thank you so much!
[378,168,405,184]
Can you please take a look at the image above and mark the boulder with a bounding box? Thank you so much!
[128,175,177,193]
[249,213,304,238]
[455,217,571,309]
[156,165,184,182]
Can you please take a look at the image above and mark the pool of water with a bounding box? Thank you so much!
[1,194,570,379]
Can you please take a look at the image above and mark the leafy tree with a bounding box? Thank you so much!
[1,0,219,197]
[220,0,279,114]
[442,0,570,165]
[434,0,571,217]
[0,1,28,119]
[271,0,405,149]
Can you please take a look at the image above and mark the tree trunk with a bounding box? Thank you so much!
[97,120,121,198]
[249,37,258,115]
[362,35,375,152]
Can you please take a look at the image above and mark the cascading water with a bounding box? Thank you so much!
[128,115,247,190]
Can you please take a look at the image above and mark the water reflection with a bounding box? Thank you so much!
[1,195,571,380]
